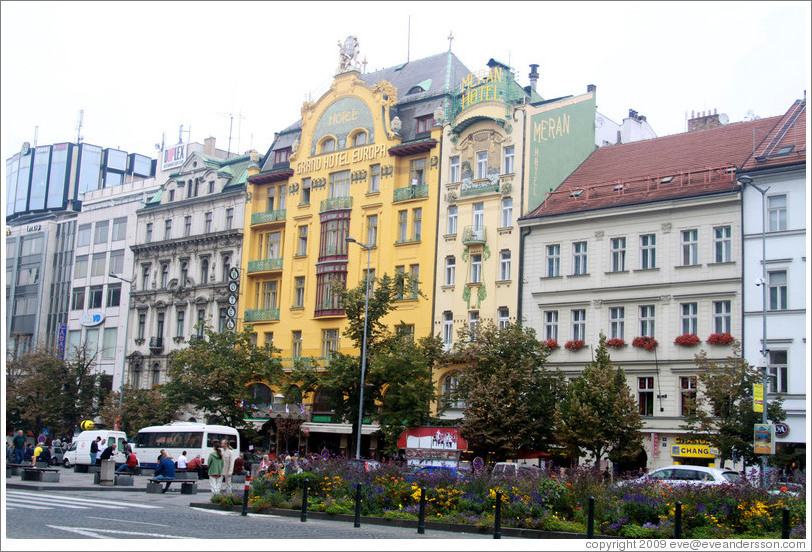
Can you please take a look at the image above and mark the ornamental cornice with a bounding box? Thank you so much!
[131,229,243,256]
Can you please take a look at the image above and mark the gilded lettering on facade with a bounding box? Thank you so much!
[295,143,388,175]
[459,67,505,111]
[533,114,571,142]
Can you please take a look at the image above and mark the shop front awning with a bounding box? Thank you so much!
[301,422,380,435]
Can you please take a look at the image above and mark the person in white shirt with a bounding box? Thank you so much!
[176,450,188,470]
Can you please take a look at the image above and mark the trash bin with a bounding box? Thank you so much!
[100,459,115,486]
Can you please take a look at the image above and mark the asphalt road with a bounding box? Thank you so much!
[4,488,499,540]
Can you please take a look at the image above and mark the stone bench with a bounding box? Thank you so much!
[73,464,101,473]
[7,463,27,476]
[175,470,199,480]
[146,478,197,494]
[21,467,61,482]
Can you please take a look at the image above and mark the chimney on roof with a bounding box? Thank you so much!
[204,136,216,156]
[688,109,721,132]
[528,64,540,91]
[587,84,596,93]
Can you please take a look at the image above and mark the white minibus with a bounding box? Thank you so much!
[133,422,239,468]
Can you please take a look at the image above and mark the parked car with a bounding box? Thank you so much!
[491,462,542,477]
[619,465,744,487]
[50,446,66,466]
[347,458,382,472]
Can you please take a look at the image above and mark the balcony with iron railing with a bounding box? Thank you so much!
[462,225,487,245]
[244,307,280,322]
[393,183,429,202]
[320,196,352,212]
[280,356,328,371]
[247,257,283,274]
[460,179,500,197]
[149,337,164,354]
[251,209,286,226]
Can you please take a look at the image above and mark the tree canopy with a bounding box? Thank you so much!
[99,387,180,437]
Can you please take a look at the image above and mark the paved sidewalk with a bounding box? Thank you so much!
[4,464,213,493]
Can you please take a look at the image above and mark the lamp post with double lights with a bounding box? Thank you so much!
[108,272,133,420]
[739,174,770,489]
[345,236,371,460]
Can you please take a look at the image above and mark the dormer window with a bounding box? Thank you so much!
[569,189,584,198]
[351,131,367,147]
[416,115,434,134]
[274,148,291,164]
[407,86,424,95]
[320,137,336,154]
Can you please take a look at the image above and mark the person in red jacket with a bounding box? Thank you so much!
[116,450,138,473]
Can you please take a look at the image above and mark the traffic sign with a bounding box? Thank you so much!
[473,457,484,470]
[38,435,46,444]
[42,428,50,436]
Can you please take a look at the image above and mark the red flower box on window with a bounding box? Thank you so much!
[707,332,735,345]
[544,338,559,350]
[565,340,585,351]
[674,333,701,346]
[605,338,625,349]
[632,336,658,352]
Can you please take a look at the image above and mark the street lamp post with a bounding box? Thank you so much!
[739,175,770,488]
[345,237,371,460]
[109,273,133,419]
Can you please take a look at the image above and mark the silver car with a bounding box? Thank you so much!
[626,465,744,487]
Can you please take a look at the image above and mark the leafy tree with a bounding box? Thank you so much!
[681,343,785,468]
[6,346,108,437]
[554,334,643,468]
[164,324,285,430]
[453,321,565,461]
[98,387,180,437]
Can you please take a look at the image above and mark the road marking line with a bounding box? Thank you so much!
[47,525,191,539]
[6,490,162,508]
[3,502,52,510]
[86,516,169,527]
[5,497,89,509]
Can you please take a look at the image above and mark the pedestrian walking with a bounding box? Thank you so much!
[221,440,235,495]
[90,437,101,465]
[207,443,224,495]
[12,430,25,464]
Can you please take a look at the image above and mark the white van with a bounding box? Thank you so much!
[134,422,239,468]
[63,430,128,467]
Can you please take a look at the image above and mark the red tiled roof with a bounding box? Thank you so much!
[525,115,782,218]
[740,99,806,172]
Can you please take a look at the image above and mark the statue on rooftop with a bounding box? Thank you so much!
[337,36,360,73]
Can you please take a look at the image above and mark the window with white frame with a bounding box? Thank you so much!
[367,215,378,247]
[297,225,308,256]
[398,210,408,242]
[639,305,655,337]
[91,253,106,277]
[768,350,788,393]
[164,219,172,240]
[294,276,305,308]
[503,145,514,174]
[501,197,513,227]
[369,164,380,193]
[322,329,339,358]
[409,264,420,296]
[468,311,479,339]
[680,376,697,416]
[444,256,455,286]
[768,194,787,231]
[226,208,234,230]
[498,308,510,329]
[640,234,656,269]
[680,302,698,334]
[292,331,302,358]
[571,309,585,341]
[443,372,464,409]
[499,250,511,280]
[476,151,488,179]
[638,377,654,416]
[546,244,560,277]
[413,208,422,241]
[301,178,311,205]
[410,158,426,186]
[449,156,460,183]
[544,311,558,340]
[681,229,698,265]
[470,254,482,283]
[610,237,626,271]
[573,241,588,275]
[768,270,787,310]
[329,169,350,198]
[713,225,731,262]
[442,312,454,349]
[713,300,731,333]
[609,307,625,339]
[176,310,185,337]
[447,205,458,234]
[184,215,192,237]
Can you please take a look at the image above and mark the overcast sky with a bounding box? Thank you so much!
[2,1,810,163]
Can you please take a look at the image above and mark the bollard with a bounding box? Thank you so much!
[675,501,682,539]
[781,507,790,539]
[241,476,251,516]
[493,491,502,539]
[354,482,362,528]
[300,478,308,522]
[587,496,595,538]
[417,487,426,534]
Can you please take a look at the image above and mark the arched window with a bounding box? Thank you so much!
[286,384,302,404]
[248,382,271,411]
[132,362,141,389]
[312,388,332,413]
[151,362,161,386]
[200,259,209,283]
[320,137,336,154]
[352,131,367,146]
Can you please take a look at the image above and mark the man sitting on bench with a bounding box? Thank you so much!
[116,449,138,473]
[152,453,176,493]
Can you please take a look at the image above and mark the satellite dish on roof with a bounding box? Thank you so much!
[719,113,729,125]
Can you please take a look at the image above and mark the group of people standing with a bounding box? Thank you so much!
[206,439,240,496]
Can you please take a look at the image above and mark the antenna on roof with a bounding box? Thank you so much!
[407,15,411,62]
[76,109,84,144]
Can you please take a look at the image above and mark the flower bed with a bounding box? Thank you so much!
[632,336,658,352]
[707,332,735,345]
[674,333,701,346]
[605,338,625,349]
[565,340,585,351]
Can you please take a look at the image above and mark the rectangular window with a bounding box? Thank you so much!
[204,212,212,233]
[197,309,206,337]
[291,331,303,358]
[85,328,99,356]
[88,285,103,309]
[394,266,405,299]
[476,151,488,179]
[278,185,286,210]
[164,219,172,240]
[768,270,788,310]
[75,255,88,279]
[184,215,192,237]
[301,178,311,205]
[259,281,279,310]
[640,234,656,269]
[442,312,454,349]
[409,264,420,296]
[366,215,378,247]
[546,244,560,277]
[713,226,731,263]
[444,256,455,286]
[503,145,514,175]
[226,208,234,230]
[263,231,282,258]
[681,376,697,416]
[108,249,124,275]
[398,210,408,242]
[410,158,426,186]
[141,264,151,290]
[218,307,227,332]
[449,156,460,183]
[329,170,350,198]
[322,329,339,358]
[369,165,380,193]
[470,254,482,283]
[468,311,480,339]
[544,310,559,341]
[176,310,185,337]
[768,350,788,393]
[572,309,586,341]
[297,225,308,256]
[160,264,169,288]
[416,115,434,134]
[609,307,625,339]
[412,208,422,241]
[94,221,109,245]
[263,332,274,350]
[91,253,106,277]
[499,250,511,280]
[77,224,92,247]
[102,328,117,359]
[680,302,698,335]
[498,308,510,329]
[106,283,121,307]
[447,205,458,234]
[639,305,655,337]
[266,186,276,211]
[573,241,588,275]
[208,181,215,194]
[112,217,127,241]
[71,287,85,310]
[396,323,415,342]
[294,276,305,308]
[638,377,654,416]
[610,237,626,271]
[138,313,146,340]
[501,197,513,227]
[681,229,698,265]
[768,194,787,231]
[713,301,731,333]
[145,222,153,243]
